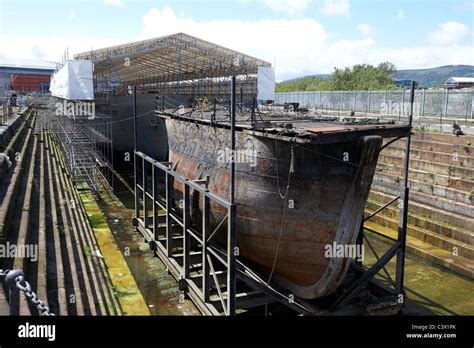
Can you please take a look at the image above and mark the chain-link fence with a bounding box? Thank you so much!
[275,90,474,120]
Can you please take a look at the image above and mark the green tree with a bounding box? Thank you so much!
[276,62,398,92]
[331,62,397,90]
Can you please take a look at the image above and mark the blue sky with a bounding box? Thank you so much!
[1,0,473,80]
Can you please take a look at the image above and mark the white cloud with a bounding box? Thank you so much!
[140,6,328,79]
[1,5,472,81]
[30,45,46,59]
[428,21,472,46]
[69,9,76,20]
[0,33,123,64]
[357,24,374,38]
[263,0,312,17]
[320,0,350,17]
[139,6,473,79]
[104,0,125,7]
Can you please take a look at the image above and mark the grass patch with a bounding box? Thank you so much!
[427,171,435,183]
[447,164,453,177]
[112,285,138,299]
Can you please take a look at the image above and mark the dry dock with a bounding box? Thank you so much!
[0,107,149,316]
[0,103,472,316]
[0,33,472,317]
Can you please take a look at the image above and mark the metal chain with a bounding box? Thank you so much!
[0,268,55,316]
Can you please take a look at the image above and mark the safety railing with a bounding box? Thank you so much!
[133,150,237,315]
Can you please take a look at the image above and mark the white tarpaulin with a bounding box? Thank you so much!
[257,67,275,101]
[49,60,94,100]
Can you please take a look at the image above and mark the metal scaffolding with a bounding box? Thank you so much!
[36,97,114,193]
[74,32,270,101]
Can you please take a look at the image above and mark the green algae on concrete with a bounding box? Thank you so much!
[79,191,150,316]
[96,184,199,316]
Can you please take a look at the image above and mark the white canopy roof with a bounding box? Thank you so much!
[0,57,57,71]
[446,77,474,83]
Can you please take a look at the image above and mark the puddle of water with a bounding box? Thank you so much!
[364,233,474,315]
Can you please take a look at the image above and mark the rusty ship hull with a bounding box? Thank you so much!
[160,112,409,299]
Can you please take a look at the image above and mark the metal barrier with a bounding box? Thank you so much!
[0,269,54,316]
[275,90,474,120]
[133,151,237,315]
[132,79,238,315]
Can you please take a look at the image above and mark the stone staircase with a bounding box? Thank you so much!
[366,132,474,279]
[0,109,122,316]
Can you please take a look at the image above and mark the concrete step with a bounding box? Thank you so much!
[364,221,473,279]
[367,194,473,244]
[365,202,473,259]
[368,189,474,237]
[376,162,474,193]
[372,179,474,218]
[412,132,474,146]
[0,113,24,146]
[381,146,474,169]
[49,134,122,316]
[44,130,68,315]
[389,136,474,156]
[378,153,474,180]
[0,285,9,315]
[1,111,122,316]
[48,134,86,316]
[374,171,473,205]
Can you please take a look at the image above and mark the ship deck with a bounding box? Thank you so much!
[157,108,412,144]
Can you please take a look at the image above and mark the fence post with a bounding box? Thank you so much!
[133,86,139,221]
[367,90,371,113]
[353,92,357,112]
[339,91,343,115]
[400,90,405,120]
[444,89,449,118]
[471,92,473,120]
[421,89,425,117]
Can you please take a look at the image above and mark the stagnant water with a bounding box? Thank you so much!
[97,170,472,316]
[364,233,474,315]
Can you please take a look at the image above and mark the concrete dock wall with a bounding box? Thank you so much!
[367,132,474,278]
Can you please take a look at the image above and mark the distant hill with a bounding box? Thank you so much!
[282,74,331,83]
[279,65,474,89]
[396,65,474,88]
